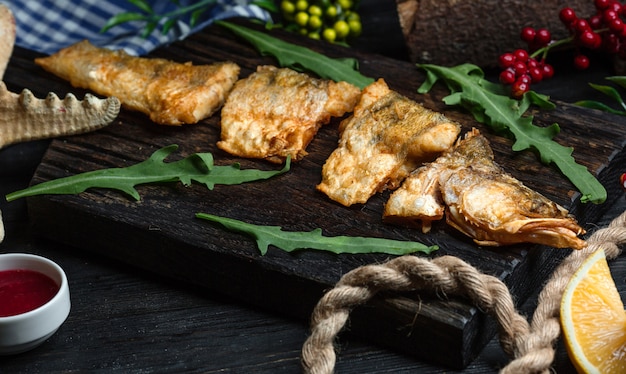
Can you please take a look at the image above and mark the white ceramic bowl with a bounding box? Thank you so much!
[0,253,71,355]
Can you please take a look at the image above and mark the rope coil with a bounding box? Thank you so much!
[302,209,626,374]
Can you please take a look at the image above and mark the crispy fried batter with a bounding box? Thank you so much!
[317,79,461,206]
[34,40,240,125]
[384,129,586,249]
[217,65,361,163]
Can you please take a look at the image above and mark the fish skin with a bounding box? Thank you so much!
[317,78,461,207]
[217,65,361,164]
[385,128,586,249]
[35,40,240,126]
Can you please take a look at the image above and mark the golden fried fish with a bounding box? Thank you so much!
[384,129,586,249]
[317,78,461,206]
[217,65,361,163]
[34,40,240,125]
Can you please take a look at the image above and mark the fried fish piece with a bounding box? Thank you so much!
[317,78,461,206]
[34,40,240,125]
[384,129,586,249]
[217,65,361,163]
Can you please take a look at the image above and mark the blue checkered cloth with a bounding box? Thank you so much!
[2,0,270,56]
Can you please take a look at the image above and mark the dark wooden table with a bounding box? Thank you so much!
[1,2,626,373]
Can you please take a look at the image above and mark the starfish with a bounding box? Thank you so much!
[0,5,121,150]
[0,4,121,243]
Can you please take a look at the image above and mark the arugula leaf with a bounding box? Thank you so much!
[251,0,279,13]
[101,0,218,36]
[195,212,438,256]
[6,145,290,202]
[417,63,606,204]
[216,21,375,89]
[576,78,626,116]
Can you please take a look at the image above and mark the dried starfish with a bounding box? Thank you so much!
[0,4,121,150]
[0,3,14,79]
[0,82,121,149]
[0,4,121,242]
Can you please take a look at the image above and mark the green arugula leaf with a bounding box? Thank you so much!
[127,0,153,14]
[417,63,606,204]
[575,78,626,115]
[6,145,290,202]
[575,100,626,115]
[101,0,218,34]
[215,21,375,89]
[606,76,626,89]
[101,12,151,33]
[195,212,438,256]
[251,0,279,13]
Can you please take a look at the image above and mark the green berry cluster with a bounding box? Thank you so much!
[279,0,362,43]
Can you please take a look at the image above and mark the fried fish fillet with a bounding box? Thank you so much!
[217,65,361,163]
[34,40,240,125]
[384,129,586,249]
[317,78,461,206]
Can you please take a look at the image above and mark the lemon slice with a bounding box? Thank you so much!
[560,249,626,373]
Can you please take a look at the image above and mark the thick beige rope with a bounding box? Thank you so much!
[301,209,626,374]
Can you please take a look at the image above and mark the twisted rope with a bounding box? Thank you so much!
[301,209,626,374]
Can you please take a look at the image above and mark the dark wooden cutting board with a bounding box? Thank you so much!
[8,20,626,369]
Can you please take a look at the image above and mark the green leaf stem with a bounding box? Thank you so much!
[418,63,606,204]
[216,21,375,89]
[195,212,438,256]
[576,77,626,116]
[101,0,218,37]
[6,145,290,202]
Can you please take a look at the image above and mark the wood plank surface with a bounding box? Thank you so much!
[11,20,626,369]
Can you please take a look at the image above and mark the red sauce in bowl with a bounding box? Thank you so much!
[0,269,60,317]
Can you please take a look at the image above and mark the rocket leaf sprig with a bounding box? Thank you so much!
[417,63,606,204]
[6,145,290,202]
[196,212,438,256]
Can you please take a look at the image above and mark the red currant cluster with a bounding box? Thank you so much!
[498,48,554,98]
[498,0,626,98]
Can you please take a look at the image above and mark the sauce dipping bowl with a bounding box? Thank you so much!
[0,253,71,355]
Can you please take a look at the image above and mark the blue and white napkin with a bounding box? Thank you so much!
[1,0,270,55]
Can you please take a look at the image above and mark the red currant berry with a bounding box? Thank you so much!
[603,32,620,53]
[498,53,516,68]
[526,58,539,69]
[513,49,529,62]
[608,17,624,32]
[559,7,577,24]
[573,18,591,33]
[499,69,516,84]
[520,27,536,43]
[513,61,528,76]
[594,0,611,10]
[588,14,603,29]
[520,27,537,44]
[541,63,554,79]
[620,172,626,191]
[603,9,619,21]
[529,67,543,83]
[593,33,603,49]
[578,30,601,49]
[534,28,552,47]
[609,1,622,14]
[511,79,530,98]
[574,54,590,70]
[517,74,532,84]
